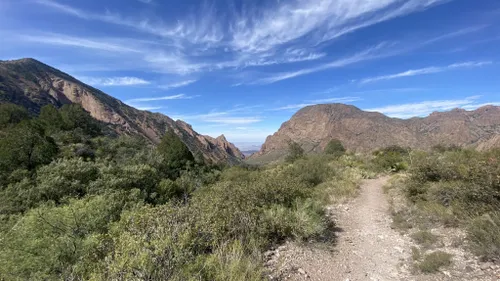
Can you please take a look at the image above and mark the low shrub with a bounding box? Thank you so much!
[411,230,439,248]
[418,251,453,273]
[467,212,500,261]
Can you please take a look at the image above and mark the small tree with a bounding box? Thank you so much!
[285,140,304,163]
[0,103,30,129]
[157,130,194,177]
[324,139,346,157]
[39,104,63,134]
[59,104,101,137]
[0,120,58,171]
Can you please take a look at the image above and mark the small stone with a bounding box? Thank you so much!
[298,268,306,275]
[394,246,404,253]
[480,262,492,270]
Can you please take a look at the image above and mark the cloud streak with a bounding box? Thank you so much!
[81,76,150,86]
[159,79,198,90]
[32,0,460,78]
[364,95,494,118]
[360,61,492,84]
[19,34,140,53]
[126,94,195,103]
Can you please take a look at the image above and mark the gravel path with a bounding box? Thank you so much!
[267,177,413,281]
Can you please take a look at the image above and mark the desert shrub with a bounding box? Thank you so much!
[411,230,439,248]
[418,251,453,273]
[467,212,500,260]
[324,139,346,158]
[0,193,129,280]
[371,145,409,172]
[285,140,304,163]
[400,149,500,260]
[284,156,334,187]
[35,158,100,204]
[262,199,327,241]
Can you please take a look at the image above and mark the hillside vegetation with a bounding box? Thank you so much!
[0,103,365,281]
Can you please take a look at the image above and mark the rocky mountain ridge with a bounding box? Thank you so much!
[253,103,500,161]
[0,58,244,163]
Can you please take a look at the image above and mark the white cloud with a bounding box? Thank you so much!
[126,94,194,103]
[253,42,391,84]
[159,79,197,90]
[169,106,263,125]
[136,106,163,111]
[273,103,315,111]
[19,34,140,53]
[230,0,450,53]
[364,96,492,118]
[32,0,461,78]
[203,117,262,125]
[81,76,150,86]
[360,61,492,84]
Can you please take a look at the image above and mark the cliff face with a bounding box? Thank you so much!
[253,103,500,161]
[0,58,243,164]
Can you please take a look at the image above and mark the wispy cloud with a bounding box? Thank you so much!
[230,0,450,53]
[32,0,460,78]
[252,42,392,84]
[364,96,495,118]
[35,0,223,46]
[136,106,163,111]
[126,94,195,103]
[170,106,263,125]
[159,79,197,90]
[19,33,140,53]
[360,61,492,84]
[81,76,150,86]
[202,117,262,125]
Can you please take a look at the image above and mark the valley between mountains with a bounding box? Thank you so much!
[1,58,500,280]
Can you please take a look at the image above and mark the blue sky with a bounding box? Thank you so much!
[1,0,500,149]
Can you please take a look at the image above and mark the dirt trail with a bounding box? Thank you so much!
[268,177,413,280]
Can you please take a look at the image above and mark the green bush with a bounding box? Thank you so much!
[418,251,453,273]
[371,146,409,172]
[467,212,500,260]
[285,140,304,163]
[411,230,439,248]
[0,193,128,280]
[324,139,346,158]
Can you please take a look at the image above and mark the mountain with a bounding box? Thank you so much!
[251,103,500,162]
[0,58,244,163]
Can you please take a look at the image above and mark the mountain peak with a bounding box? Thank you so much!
[0,58,244,164]
[251,103,500,163]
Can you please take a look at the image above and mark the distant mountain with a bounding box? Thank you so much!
[251,103,500,162]
[0,58,244,163]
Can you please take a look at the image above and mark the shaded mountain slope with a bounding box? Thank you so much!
[0,58,243,163]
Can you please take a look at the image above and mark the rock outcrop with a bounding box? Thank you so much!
[253,103,500,161]
[0,58,243,164]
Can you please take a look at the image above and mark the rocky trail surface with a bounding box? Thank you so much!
[267,177,413,280]
[266,177,500,281]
